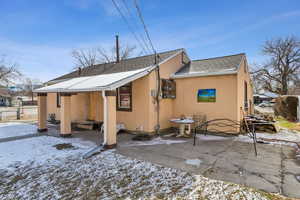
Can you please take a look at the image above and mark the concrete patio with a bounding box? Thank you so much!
[44,125,300,198]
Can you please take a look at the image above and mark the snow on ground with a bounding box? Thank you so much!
[0,149,275,200]
[120,136,187,147]
[197,135,233,141]
[0,122,37,139]
[0,136,96,169]
[236,129,300,147]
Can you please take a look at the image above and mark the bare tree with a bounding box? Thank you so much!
[23,78,43,102]
[0,55,21,84]
[71,49,97,69]
[250,65,264,94]
[253,36,300,95]
[71,44,138,69]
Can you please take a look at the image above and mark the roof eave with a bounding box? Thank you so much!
[171,71,238,79]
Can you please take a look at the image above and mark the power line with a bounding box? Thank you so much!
[111,0,149,55]
[120,0,152,54]
[133,0,156,54]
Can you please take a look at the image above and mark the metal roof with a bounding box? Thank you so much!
[35,67,154,93]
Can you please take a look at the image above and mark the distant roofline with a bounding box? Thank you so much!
[192,53,245,62]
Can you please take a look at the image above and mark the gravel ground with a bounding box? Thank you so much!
[0,150,286,200]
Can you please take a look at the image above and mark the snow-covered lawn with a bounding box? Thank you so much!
[0,122,37,139]
[0,136,95,168]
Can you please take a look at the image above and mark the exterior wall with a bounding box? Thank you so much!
[173,74,238,132]
[88,92,103,121]
[148,52,187,131]
[47,93,60,120]
[116,75,151,132]
[236,57,254,121]
[47,92,90,122]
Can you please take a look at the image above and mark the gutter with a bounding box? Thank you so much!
[171,71,237,79]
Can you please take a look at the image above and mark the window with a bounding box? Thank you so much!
[117,83,132,111]
[57,93,61,108]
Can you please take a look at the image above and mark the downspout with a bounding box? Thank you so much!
[155,54,161,135]
[102,90,108,145]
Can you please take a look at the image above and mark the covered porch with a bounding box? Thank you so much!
[37,91,117,148]
[35,67,154,148]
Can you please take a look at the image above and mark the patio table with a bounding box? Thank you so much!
[169,118,194,136]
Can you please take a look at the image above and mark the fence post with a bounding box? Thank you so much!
[17,108,20,120]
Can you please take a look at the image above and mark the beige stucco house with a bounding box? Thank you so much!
[35,48,253,148]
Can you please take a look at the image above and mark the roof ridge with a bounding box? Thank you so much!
[118,48,184,62]
[84,48,184,68]
[192,53,245,62]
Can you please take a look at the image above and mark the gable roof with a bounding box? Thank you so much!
[49,48,184,83]
[172,53,245,78]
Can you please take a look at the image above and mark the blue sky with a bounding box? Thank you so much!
[0,0,299,82]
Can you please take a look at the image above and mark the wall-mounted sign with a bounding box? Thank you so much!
[162,79,176,99]
[197,89,216,102]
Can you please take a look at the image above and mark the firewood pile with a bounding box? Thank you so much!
[245,115,279,133]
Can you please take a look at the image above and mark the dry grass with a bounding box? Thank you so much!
[276,117,300,131]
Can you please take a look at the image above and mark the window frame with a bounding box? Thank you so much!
[116,83,132,112]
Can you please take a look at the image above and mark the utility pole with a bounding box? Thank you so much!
[115,35,120,63]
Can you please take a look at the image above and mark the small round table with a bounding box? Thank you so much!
[170,118,195,137]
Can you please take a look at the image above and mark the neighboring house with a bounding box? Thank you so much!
[0,88,11,107]
[35,48,253,148]
[253,92,278,105]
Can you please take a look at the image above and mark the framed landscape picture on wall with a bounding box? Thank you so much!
[197,89,216,102]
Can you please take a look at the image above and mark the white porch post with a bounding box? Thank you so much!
[60,93,72,136]
[37,93,48,132]
[102,90,117,148]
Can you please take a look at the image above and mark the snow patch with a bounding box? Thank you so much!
[121,137,186,147]
[0,122,37,139]
[197,135,232,141]
[0,136,96,168]
[185,159,202,167]
[236,130,300,147]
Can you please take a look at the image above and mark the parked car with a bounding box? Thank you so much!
[258,101,275,108]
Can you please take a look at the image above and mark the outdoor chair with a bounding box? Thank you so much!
[192,113,207,134]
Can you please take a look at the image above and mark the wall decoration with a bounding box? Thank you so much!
[197,89,216,102]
